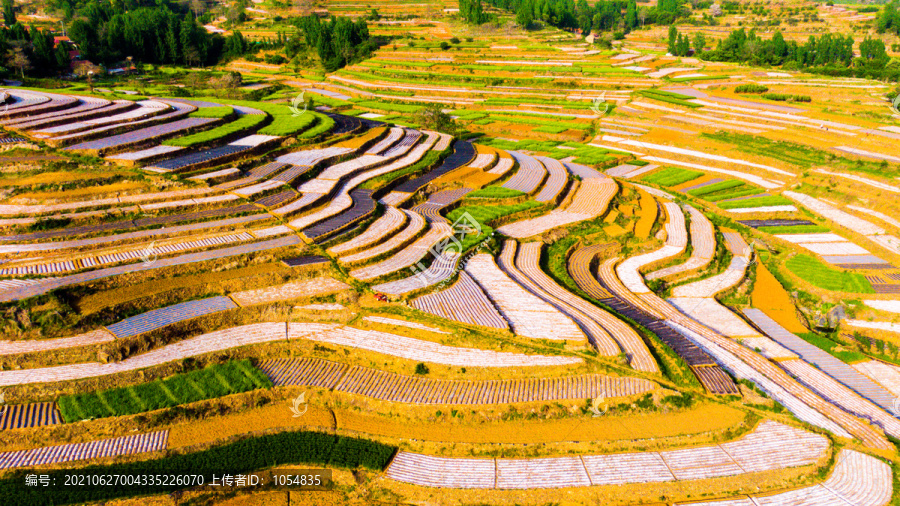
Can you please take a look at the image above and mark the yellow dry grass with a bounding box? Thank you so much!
[752,262,808,333]
[334,126,386,150]
[604,223,627,237]
[336,402,744,444]
[76,263,288,314]
[633,190,657,239]
[0,171,123,187]
[461,170,502,188]
[12,181,147,201]
[168,402,336,448]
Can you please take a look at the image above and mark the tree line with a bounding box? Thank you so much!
[667,25,897,80]
[461,0,686,35]
[293,15,373,72]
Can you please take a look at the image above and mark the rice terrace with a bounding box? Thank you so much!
[2,0,900,504]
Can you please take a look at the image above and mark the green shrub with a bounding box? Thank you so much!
[735,84,769,93]
[762,93,811,102]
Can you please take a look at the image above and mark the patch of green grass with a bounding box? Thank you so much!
[465,186,525,199]
[718,195,794,209]
[798,332,867,363]
[446,200,543,249]
[641,167,704,187]
[686,180,744,196]
[758,225,831,234]
[533,125,570,134]
[784,254,874,293]
[700,132,833,170]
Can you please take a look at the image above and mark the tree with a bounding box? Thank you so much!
[55,41,70,69]
[693,32,706,55]
[414,102,456,133]
[459,0,489,24]
[6,45,29,78]
[638,7,649,28]
[2,0,13,27]
[516,4,533,29]
[667,25,678,55]
[190,0,205,17]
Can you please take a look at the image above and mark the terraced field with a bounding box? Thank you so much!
[3,5,900,503]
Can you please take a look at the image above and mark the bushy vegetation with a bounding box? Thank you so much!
[784,254,873,293]
[0,431,396,505]
[58,360,272,422]
[762,93,811,103]
[485,0,684,34]
[735,84,769,94]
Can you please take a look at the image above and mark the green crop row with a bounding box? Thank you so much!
[686,180,763,201]
[718,195,794,209]
[533,125,570,134]
[687,180,745,196]
[465,186,526,199]
[57,360,271,422]
[757,225,831,234]
[641,167,703,187]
